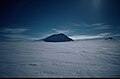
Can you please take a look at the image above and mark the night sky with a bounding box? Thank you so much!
[0,0,120,41]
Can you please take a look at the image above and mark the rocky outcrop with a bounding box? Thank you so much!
[105,37,114,40]
[43,33,73,42]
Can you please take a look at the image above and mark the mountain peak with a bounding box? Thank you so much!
[43,33,73,42]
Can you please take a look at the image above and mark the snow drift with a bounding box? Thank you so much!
[0,40,120,78]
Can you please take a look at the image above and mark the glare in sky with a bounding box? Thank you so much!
[93,0,101,9]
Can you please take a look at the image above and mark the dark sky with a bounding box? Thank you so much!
[0,0,120,41]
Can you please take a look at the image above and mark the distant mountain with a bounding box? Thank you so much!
[105,37,115,40]
[43,33,73,42]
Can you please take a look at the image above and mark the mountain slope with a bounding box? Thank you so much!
[43,33,73,42]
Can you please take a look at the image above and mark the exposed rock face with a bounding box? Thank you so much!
[43,33,73,42]
[105,37,114,40]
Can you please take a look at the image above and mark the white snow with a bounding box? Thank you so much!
[0,40,120,78]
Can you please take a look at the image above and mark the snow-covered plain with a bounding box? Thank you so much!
[0,40,120,78]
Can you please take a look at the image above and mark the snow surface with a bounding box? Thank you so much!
[0,40,120,78]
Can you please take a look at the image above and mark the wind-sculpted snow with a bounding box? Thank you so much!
[0,40,120,78]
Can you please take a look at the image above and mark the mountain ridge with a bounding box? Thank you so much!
[43,33,73,42]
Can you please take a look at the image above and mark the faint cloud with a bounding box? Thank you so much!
[99,33,120,37]
[99,33,112,36]
[72,23,91,27]
[0,28,30,41]
[69,32,120,40]
[71,22,105,27]
[110,34,120,37]
[52,28,70,34]
[73,22,111,30]
[81,23,92,27]
[28,37,43,40]
[0,34,30,41]
[1,34,27,39]
[94,25,111,30]
[2,28,28,34]
[69,35,103,40]
[91,23,104,26]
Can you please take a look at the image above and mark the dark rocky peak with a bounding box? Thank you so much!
[43,33,73,42]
